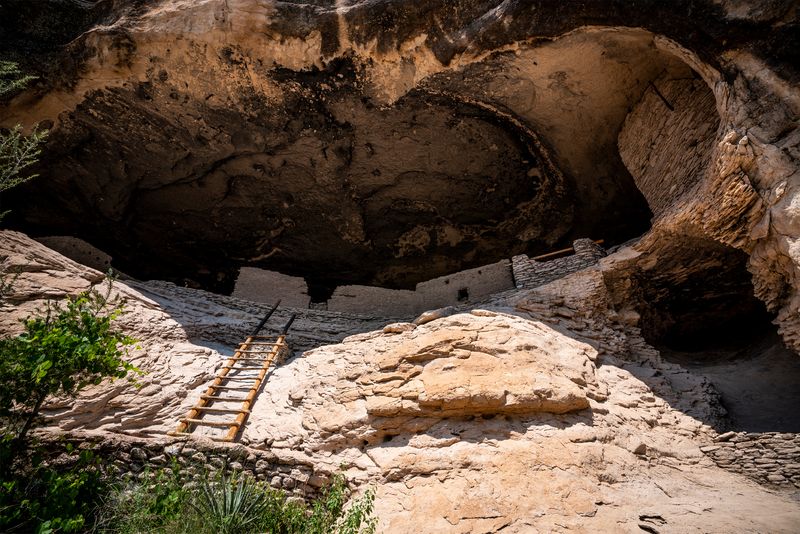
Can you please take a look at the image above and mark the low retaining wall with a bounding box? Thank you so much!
[703,431,800,489]
[34,432,331,499]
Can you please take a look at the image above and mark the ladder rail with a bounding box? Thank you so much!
[224,336,287,441]
[171,303,292,441]
[173,334,256,435]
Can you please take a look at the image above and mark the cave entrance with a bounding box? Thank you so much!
[635,238,800,433]
[6,28,669,297]
[612,43,800,432]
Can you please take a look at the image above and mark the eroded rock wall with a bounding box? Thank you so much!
[618,72,720,218]
[1,1,796,354]
[3,230,800,532]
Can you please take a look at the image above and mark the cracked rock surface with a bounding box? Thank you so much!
[3,231,800,532]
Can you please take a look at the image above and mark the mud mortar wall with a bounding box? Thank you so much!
[36,433,327,499]
[512,239,607,290]
[232,259,514,317]
[704,432,800,489]
[232,267,312,309]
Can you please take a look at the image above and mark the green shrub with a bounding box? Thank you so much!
[94,462,188,534]
[0,282,137,456]
[0,279,137,532]
[190,471,279,534]
[0,60,48,220]
[0,444,108,533]
[98,468,377,534]
[0,60,36,97]
[0,125,48,194]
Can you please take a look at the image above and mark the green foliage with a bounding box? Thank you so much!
[190,471,278,534]
[0,60,47,220]
[95,461,188,534]
[297,474,376,534]
[0,444,108,533]
[0,125,48,195]
[0,282,137,446]
[0,60,36,98]
[0,279,137,532]
[99,468,377,534]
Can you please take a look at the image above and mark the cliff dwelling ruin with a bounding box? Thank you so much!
[1,0,799,532]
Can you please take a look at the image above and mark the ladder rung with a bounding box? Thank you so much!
[195,406,250,414]
[181,418,240,427]
[219,376,260,381]
[172,327,289,439]
[201,394,249,402]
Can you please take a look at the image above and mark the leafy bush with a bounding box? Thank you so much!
[0,280,137,532]
[0,282,137,454]
[99,468,377,534]
[0,445,108,534]
[0,60,47,219]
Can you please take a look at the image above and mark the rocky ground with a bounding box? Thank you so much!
[3,230,800,532]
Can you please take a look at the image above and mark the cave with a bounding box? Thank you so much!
[2,0,797,430]
[3,1,800,530]
[1,27,703,296]
[635,240,800,432]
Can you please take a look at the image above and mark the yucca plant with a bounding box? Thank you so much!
[190,471,276,534]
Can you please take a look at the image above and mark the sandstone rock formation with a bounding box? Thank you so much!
[1,0,800,531]
[3,230,800,532]
[2,0,797,354]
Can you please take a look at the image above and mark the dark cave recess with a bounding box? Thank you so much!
[6,57,652,294]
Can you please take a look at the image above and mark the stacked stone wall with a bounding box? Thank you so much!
[703,431,800,489]
[35,432,329,499]
[512,239,607,289]
[231,267,312,308]
[35,236,112,273]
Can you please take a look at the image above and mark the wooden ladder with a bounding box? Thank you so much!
[169,302,296,442]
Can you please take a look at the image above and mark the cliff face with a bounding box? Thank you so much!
[3,230,800,532]
[1,0,797,346]
[1,2,800,529]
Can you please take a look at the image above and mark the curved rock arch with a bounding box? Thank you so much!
[1,0,797,351]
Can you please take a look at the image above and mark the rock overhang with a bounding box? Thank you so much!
[2,18,704,293]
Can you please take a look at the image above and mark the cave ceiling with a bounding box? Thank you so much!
[2,0,794,293]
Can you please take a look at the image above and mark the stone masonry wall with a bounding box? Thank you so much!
[35,236,113,273]
[512,239,607,289]
[703,431,800,490]
[231,267,312,309]
[330,259,514,316]
[415,259,513,310]
[328,285,419,316]
[36,432,330,499]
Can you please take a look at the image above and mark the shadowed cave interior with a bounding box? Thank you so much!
[5,23,800,432]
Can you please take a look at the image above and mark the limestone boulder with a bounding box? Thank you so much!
[361,312,595,418]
